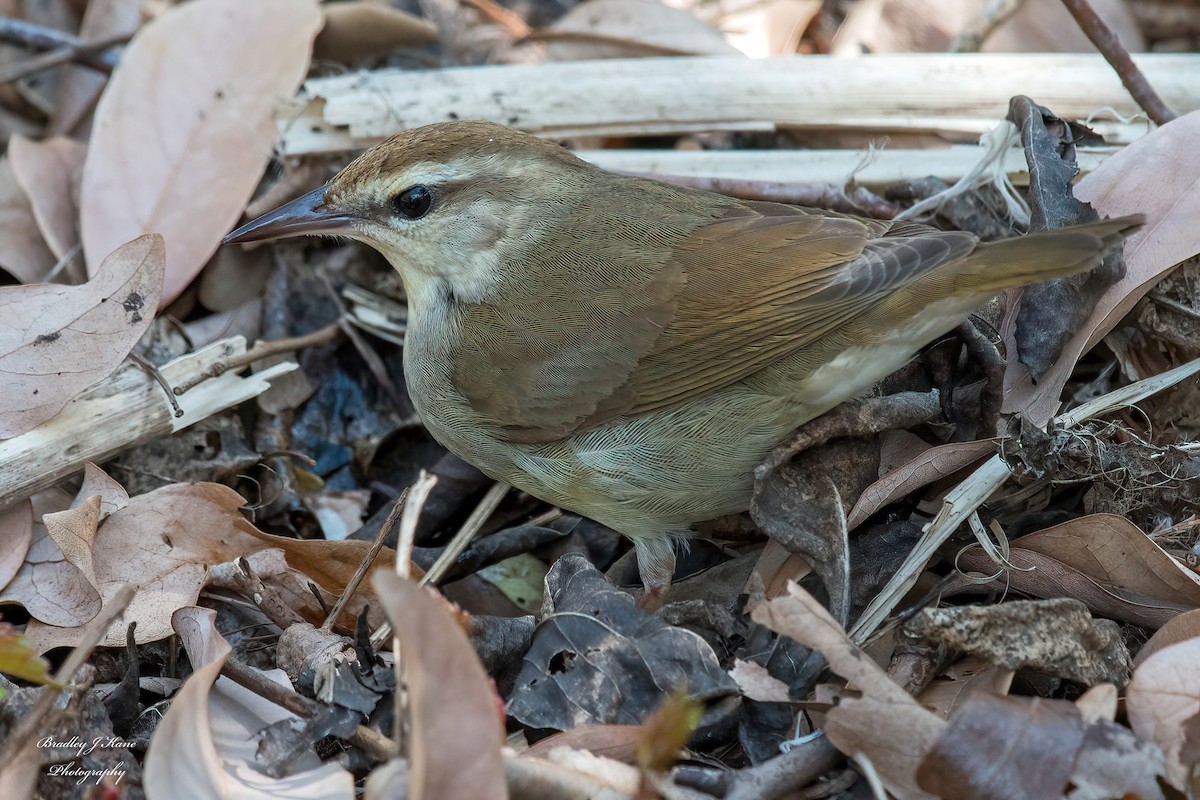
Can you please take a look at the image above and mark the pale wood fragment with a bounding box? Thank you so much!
[276,54,1198,155]
[0,337,297,510]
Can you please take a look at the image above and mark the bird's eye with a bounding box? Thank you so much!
[393,185,433,219]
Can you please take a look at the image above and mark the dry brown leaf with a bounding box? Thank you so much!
[9,134,86,266]
[751,583,943,800]
[314,0,437,64]
[0,156,56,284]
[48,0,142,137]
[1004,110,1200,425]
[76,461,130,519]
[23,483,268,651]
[0,488,102,628]
[522,724,642,762]
[0,499,33,590]
[847,439,995,529]
[1136,609,1200,667]
[1127,635,1200,790]
[80,0,322,308]
[917,691,1166,800]
[143,606,354,799]
[0,234,164,439]
[373,572,506,800]
[1015,514,1200,608]
[957,545,1185,630]
[22,481,392,651]
[541,0,740,60]
[43,495,103,587]
[914,656,1012,720]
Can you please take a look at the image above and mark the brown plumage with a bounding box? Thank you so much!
[226,121,1142,597]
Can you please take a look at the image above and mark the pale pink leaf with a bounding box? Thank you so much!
[0,234,164,439]
[75,461,130,520]
[0,157,56,284]
[49,0,143,137]
[1127,636,1200,790]
[0,500,33,590]
[80,0,322,308]
[9,134,86,264]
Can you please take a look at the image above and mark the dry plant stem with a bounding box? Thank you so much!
[421,481,511,586]
[520,29,703,56]
[171,322,339,395]
[460,0,530,36]
[629,173,901,219]
[381,473,436,760]
[207,558,306,630]
[316,268,406,408]
[368,478,507,648]
[321,487,409,632]
[948,0,1025,52]
[1059,0,1176,125]
[723,734,842,800]
[849,355,1200,641]
[590,148,1117,193]
[0,32,129,84]
[129,351,184,418]
[281,54,1199,155]
[219,657,398,763]
[0,337,296,512]
[0,18,120,71]
[396,472,440,581]
[758,391,941,476]
[0,585,135,767]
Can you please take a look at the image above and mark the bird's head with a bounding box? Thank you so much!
[225,121,592,304]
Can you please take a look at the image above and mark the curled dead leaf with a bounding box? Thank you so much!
[373,572,506,800]
[80,0,322,307]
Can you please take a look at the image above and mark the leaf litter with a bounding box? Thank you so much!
[1,1,1200,798]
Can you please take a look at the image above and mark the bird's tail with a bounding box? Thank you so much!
[930,214,1144,296]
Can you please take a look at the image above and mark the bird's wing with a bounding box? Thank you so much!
[448,200,976,443]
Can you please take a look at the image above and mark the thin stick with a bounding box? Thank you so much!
[1059,0,1176,125]
[396,472,439,581]
[368,479,507,649]
[0,32,129,84]
[948,0,1025,52]
[172,322,340,395]
[220,658,397,763]
[316,268,407,409]
[0,585,136,766]
[420,481,510,587]
[130,352,184,418]
[0,18,121,71]
[321,487,409,632]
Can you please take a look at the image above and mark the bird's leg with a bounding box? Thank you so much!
[633,535,678,610]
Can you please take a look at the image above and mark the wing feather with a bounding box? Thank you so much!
[448,193,977,442]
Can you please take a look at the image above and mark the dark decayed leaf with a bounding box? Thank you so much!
[506,554,737,729]
[916,692,1167,800]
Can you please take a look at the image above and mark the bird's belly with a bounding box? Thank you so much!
[415,386,803,538]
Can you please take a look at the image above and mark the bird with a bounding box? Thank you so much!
[225,120,1140,600]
